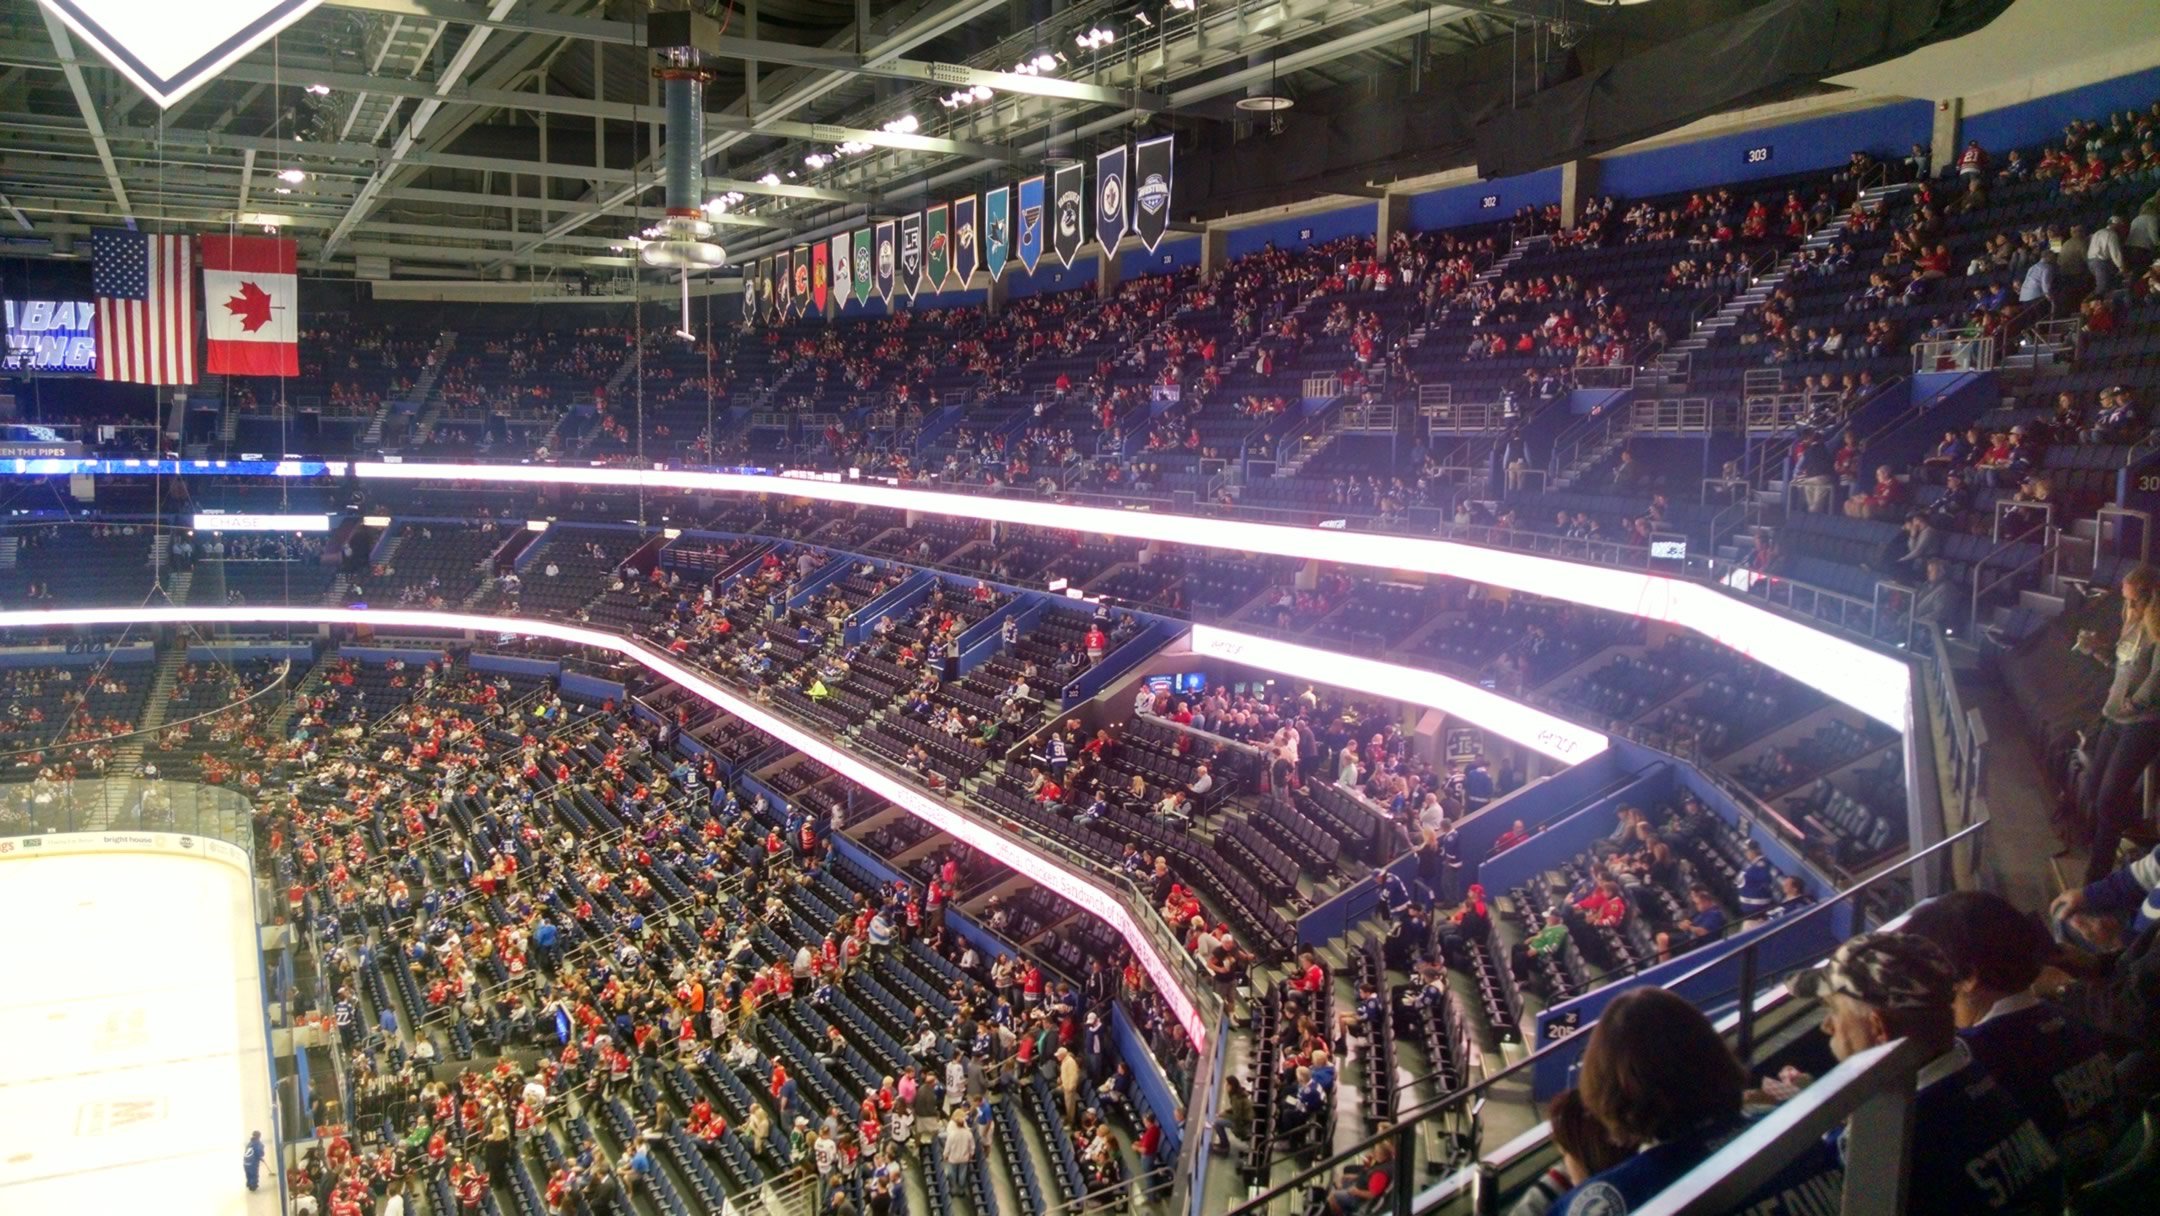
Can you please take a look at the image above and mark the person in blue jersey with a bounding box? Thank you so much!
[2048,837,2160,1105]
[1549,988,1845,1216]
[1903,890,2123,1182]
[1734,842,1777,920]
[1792,932,2063,1216]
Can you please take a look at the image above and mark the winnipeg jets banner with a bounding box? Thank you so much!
[830,235,853,310]
[873,221,896,304]
[898,213,924,299]
[1095,146,1128,260]
[953,195,979,287]
[984,186,1011,280]
[1016,176,1045,274]
[852,229,874,308]
[1051,163,1085,268]
[1133,134,1174,253]
[925,204,950,292]
[774,248,793,317]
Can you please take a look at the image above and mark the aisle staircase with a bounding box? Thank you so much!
[108,646,189,777]
[376,330,458,448]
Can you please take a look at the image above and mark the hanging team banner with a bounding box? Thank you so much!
[852,229,874,308]
[898,212,924,299]
[1016,176,1045,274]
[811,241,830,314]
[925,204,950,293]
[743,258,762,320]
[792,246,812,317]
[830,235,853,310]
[1051,163,1085,268]
[953,195,979,287]
[1095,145,1127,260]
[1133,134,1174,253]
[984,186,1011,280]
[774,248,793,316]
[873,221,896,304]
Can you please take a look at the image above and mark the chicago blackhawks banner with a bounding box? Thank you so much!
[1095,146,1127,260]
[1133,134,1174,253]
[811,241,830,314]
[1050,162,1085,268]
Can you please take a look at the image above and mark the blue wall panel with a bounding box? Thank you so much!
[1406,167,1563,232]
[1118,237,1201,281]
[1005,255,1100,299]
[1595,101,1932,198]
[1224,203,1378,258]
[1965,66,2160,154]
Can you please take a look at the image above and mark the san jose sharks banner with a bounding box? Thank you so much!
[830,235,853,310]
[1095,145,1127,259]
[873,220,896,304]
[852,229,873,308]
[953,195,979,287]
[774,248,793,317]
[1133,134,1174,253]
[984,186,1011,280]
[811,241,829,314]
[792,246,812,317]
[925,203,950,292]
[898,213,924,299]
[1016,175,1044,274]
[1050,163,1085,268]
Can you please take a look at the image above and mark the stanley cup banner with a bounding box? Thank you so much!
[792,246,812,317]
[1016,175,1045,274]
[925,203,950,292]
[953,195,979,287]
[1095,145,1128,260]
[811,240,830,314]
[984,185,1011,280]
[830,235,853,310]
[873,220,896,304]
[1051,162,1085,268]
[1133,134,1174,253]
[774,248,793,316]
[898,212,924,299]
[852,228,873,307]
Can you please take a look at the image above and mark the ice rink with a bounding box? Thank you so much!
[0,834,281,1216]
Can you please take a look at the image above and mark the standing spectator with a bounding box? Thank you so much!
[2088,215,2128,294]
[2071,566,2160,886]
[938,1110,974,1197]
[243,1131,266,1192]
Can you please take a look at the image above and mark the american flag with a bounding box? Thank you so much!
[94,228,196,385]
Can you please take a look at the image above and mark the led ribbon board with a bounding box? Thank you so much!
[351,461,1913,729]
[190,512,330,532]
[0,606,1208,1047]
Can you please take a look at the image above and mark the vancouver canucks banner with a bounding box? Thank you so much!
[774,248,793,316]
[873,220,896,304]
[1016,175,1045,274]
[831,235,853,310]
[852,229,873,308]
[925,203,950,292]
[811,241,830,314]
[1095,146,1127,259]
[984,186,1011,280]
[792,246,812,317]
[1133,134,1174,253]
[953,195,979,286]
[1051,163,1085,268]
[898,212,924,299]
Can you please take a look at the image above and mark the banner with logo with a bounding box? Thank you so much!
[1016,175,1045,274]
[852,229,874,308]
[830,235,853,310]
[925,204,950,292]
[1134,134,1174,253]
[775,248,793,316]
[1095,146,1128,260]
[952,195,979,287]
[898,213,924,299]
[792,246,812,317]
[1051,163,1085,268]
[874,221,896,304]
[984,186,1011,280]
[811,241,830,314]
[743,258,762,321]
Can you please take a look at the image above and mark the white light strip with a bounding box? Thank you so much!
[1188,626,1609,764]
[354,462,1911,728]
[190,512,331,533]
[0,605,1205,1047]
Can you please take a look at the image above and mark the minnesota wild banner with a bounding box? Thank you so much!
[873,220,896,304]
[898,212,924,299]
[925,203,950,292]
[774,248,793,316]
[830,235,853,310]
[984,186,1011,280]
[852,228,873,308]
[1050,163,1085,268]
[1016,175,1044,274]
[1133,134,1174,253]
[811,241,829,314]
[953,195,979,286]
[1095,145,1127,259]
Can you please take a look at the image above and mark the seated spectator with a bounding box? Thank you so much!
[1842,464,1908,520]
[1509,1089,1631,1216]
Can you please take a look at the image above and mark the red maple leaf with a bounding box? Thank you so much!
[223,280,276,333]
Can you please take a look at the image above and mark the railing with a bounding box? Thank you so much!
[1926,629,1988,833]
[1574,364,1636,390]
[1421,397,1511,434]
[1629,396,1725,434]
[1909,332,1998,373]
[0,776,259,843]
[1742,392,1830,434]
[1968,525,2057,637]
[1417,383,1454,412]
[1302,374,1344,400]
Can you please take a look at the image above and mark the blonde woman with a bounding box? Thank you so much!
[2073,564,2160,885]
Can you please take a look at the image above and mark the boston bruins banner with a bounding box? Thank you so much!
[852,229,873,308]
[774,248,793,317]
[925,203,950,292]
[1095,146,1127,260]
[831,235,853,310]
[1133,134,1174,253]
[873,220,896,304]
[898,212,924,299]
[984,186,1011,280]
[1016,175,1044,274]
[953,195,979,287]
[1050,163,1085,268]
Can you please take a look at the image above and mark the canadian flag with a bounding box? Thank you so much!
[201,235,299,376]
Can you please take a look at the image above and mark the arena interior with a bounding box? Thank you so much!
[1,1,2159,1214]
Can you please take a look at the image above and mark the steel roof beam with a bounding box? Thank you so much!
[36,8,128,217]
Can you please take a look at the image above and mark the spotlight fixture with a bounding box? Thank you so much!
[277,168,306,184]
[304,83,331,95]
[1076,27,1115,50]
[759,173,782,186]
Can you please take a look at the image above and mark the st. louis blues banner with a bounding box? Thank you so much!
[925,203,950,292]
[852,229,873,308]
[898,212,924,299]
[873,220,896,304]
[775,248,793,316]
[1133,134,1174,253]
[1016,175,1045,274]
[952,195,979,287]
[831,235,853,310]
[984,186,1011,280]
[1096,146,1128,259]
[1050,163,1085,268]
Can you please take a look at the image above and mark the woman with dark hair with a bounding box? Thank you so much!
[1550,988,1842,1216]
[2072,564,2160,885]
[1508,1089,1629,1216]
